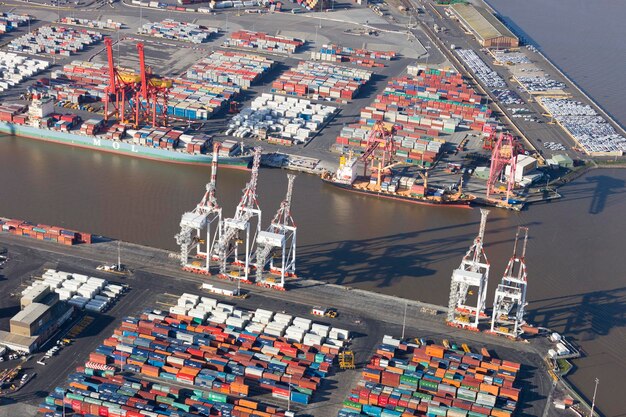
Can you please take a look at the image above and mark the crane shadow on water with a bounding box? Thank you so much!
[586,175,625,214]
[297,218,539,290]
[526,287,626,342]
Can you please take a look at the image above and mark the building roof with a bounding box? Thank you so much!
[21,283,50,303]
[516,155,538,168]
[11,302,49,326]
[0,330,39,352]
[451,3,518,42]
[553,154,574,163]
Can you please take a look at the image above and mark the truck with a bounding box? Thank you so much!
[311,307,338,318]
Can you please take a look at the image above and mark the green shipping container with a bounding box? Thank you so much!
[208,392,227,403]
[172,402,191,412]
[343,400,362,411]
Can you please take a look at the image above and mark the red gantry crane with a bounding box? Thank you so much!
[103,37,134,125]
[103,37,171,128]
[486,132,518,203]
[136,42,171,127]
[360,121,396,182]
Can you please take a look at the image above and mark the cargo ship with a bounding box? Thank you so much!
[321,155,474,208]
[0,97,252,170]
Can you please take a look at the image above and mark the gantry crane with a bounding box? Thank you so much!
[491,226,529,337]
[447,209,490,330]
[103,37,171,127]
[212,147,263,282]
[254,174,297,290]
[135,42,171,128]
[103,37,135,124]
[361,121,395,178]
[175,143,222,274]
[486,133,518,203]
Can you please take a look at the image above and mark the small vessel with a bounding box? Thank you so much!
[321,155,474,208]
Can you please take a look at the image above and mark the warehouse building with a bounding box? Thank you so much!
[451,3,519,49]
[0,295,72,353]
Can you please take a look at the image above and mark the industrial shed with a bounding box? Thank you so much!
[451,4,519,49]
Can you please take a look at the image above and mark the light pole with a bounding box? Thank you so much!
[287,374,292,412]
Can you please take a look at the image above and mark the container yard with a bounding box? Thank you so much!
[271,61,372,102]
[311,44,396,68]
[52,58,241,120]
[0,217,91,245]
[0,52,49,91]
[51,60,110,103]
[0,232,558,417]
[186,50,275,89]
[168,78,241,120]
[58,17,124,31]
[0,12,30,34]
[224,31,304,54]
[23,269,125,312]
[336,67,493,166]
[338,336,522,417]
[227,93,337,145]
[138,19,219,43]
[538,97,626,155]
[7,26,103,56]
[38,292,350,417]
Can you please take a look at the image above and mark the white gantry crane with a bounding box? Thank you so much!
[491,226,529,337]
[254,174,297,290]
[212,147,263,282]
[447,208,491,330]
[175,143,222,274]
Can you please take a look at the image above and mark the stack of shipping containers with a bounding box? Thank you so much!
[338,336,521,417]
[40,294,352,417]
[271,61,372,101]
[0,218,90,245]
[8,26,102,56]
[224,31,304,54]
[186,50,275,89]
[138,19,219,43]
[311,44,395,67]
[0,12,30,34]
[336,67,494,166]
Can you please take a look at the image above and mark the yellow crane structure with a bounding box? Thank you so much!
[339,350,355,369]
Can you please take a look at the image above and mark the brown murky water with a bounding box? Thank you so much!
[1,135,625,415]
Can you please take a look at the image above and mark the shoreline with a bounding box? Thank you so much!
[480,0,626,136]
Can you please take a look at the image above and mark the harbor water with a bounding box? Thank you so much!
[0,135,625,415]
[484,0,626,129]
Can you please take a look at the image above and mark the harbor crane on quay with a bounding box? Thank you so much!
[103,37,171,128]
[103,37,134,125]
[486,132,518,204]
[490,226,529,337]
[212,147,263,283]
[254,174,297,290]
[360,121,395,181]
[135,42,171,128]
[447,209,491,330]
[175,143,223,274]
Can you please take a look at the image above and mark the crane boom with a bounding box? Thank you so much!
[255,174,297,289]
[137,42,148,100]
[213,147,263,281]
[447,209,491,329]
